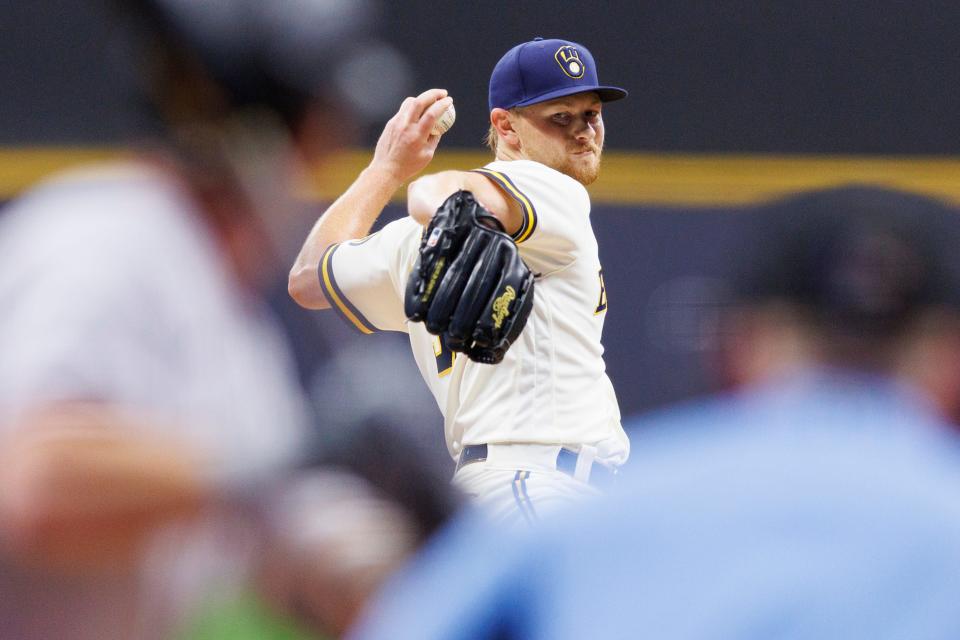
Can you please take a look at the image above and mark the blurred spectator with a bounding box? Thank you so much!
[0,1,412,638]
[164,420,459,640]
[251,420,460,638]
[349,186,960,640]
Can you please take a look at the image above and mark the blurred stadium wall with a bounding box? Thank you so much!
[2,0,959,418]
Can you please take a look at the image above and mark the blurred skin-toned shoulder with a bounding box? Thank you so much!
[406,171,524,234]
[0,403,207,572]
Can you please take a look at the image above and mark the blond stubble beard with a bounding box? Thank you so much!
[565,148,602,186]
[523,141,603,186]
[552,149,603,186]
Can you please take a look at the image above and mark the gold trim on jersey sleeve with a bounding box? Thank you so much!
[471,168,539,243]
[318,243,378,335]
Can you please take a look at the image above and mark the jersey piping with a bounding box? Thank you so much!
[472,168,539,243]
[318,243,379,334]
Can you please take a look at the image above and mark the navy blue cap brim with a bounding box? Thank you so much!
[508,84,628,109]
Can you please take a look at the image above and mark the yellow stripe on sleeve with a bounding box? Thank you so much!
[319,244,375,335]
[473,168,538,243]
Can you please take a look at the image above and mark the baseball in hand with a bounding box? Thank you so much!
[431,102,456,136]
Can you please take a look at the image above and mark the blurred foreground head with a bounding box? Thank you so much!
[725,186,960,415]
[115,0,409,279]
[119,0,407,153]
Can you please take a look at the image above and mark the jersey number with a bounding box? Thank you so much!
[595,269,608,314]
[434,335,455,377]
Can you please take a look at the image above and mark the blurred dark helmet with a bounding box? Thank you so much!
[737,186,960,340]
[119,0,409,134]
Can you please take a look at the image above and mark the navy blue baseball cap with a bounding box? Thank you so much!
[489,37,628,111]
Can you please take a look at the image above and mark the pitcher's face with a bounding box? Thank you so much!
[513,92,604,185]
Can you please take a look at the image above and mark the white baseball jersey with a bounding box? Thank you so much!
[0,163,306,481]
[0,162,308,640]
[321,159,629,467]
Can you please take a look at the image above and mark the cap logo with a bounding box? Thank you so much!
[555,46,585,79]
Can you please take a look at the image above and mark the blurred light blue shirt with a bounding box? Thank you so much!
[351,369,960,640]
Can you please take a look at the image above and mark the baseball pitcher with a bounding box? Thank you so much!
[289,38,630,524]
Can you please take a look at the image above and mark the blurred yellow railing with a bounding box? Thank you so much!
[2,147,959,207]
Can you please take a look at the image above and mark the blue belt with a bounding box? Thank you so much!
[456,444,618,487]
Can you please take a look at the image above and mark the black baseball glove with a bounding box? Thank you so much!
[404,190,535,365]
